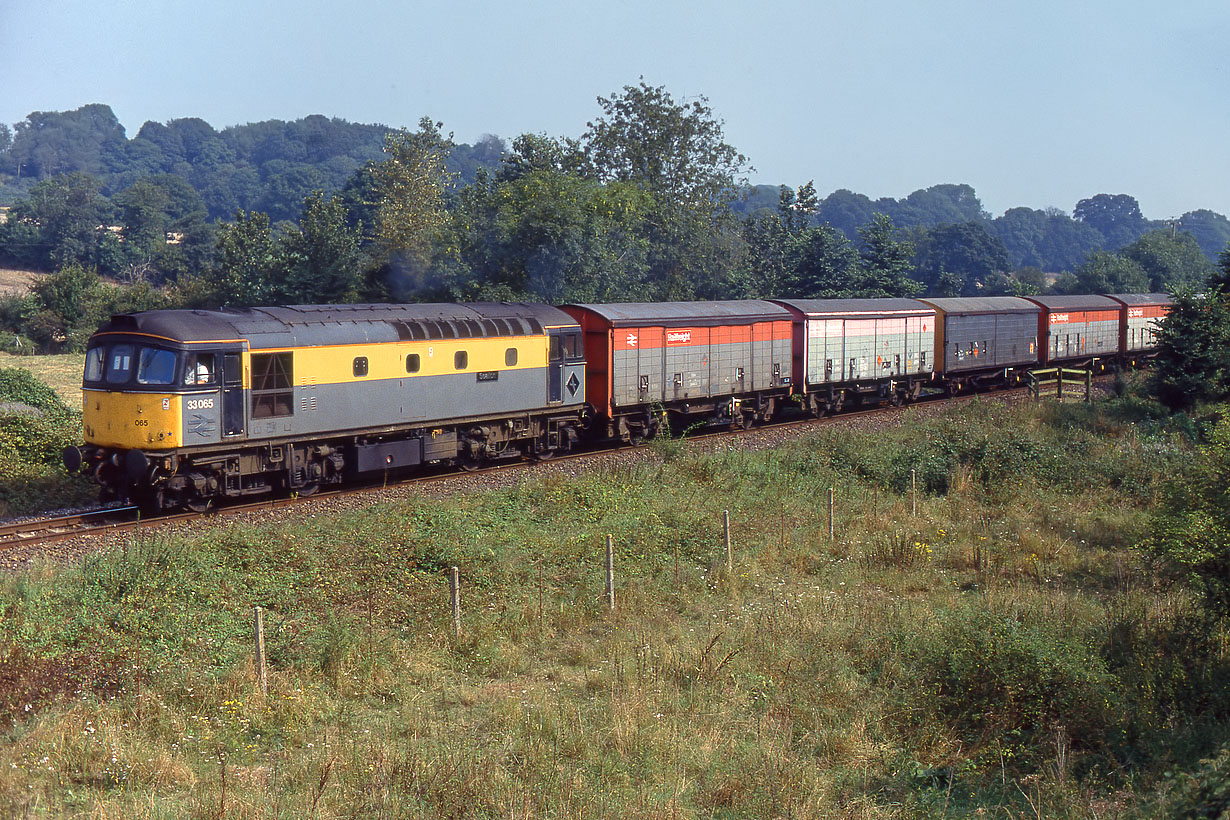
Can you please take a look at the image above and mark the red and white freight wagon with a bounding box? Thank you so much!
[562,301,795,439]
[1106,293,1172,361]
[772,298,936,413]
[1023,295,1123,365]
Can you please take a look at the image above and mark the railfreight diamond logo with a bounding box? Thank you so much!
[567,373,580,396]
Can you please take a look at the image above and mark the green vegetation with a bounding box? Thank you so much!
[2,391,1228,817]
[0,366,93,517]
[2,93,1228,326]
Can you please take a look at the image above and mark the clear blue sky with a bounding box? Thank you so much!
[2,0,1227,219]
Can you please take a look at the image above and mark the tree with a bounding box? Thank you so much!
[913,222,1009,295]
[442,162,652,303]
[1073,193,1148,250]
[739,183,819,298]
[104,175,212,283]
[1122,230,1214,291]
[581,80,750,299]
[276,191,364,304]
[1215,245,1230,290]
[1070,251,1149,294]
[893,184,987,229]
[8,104,127,179]
[209,211,278,306]
[26,263,108,351]
[495,133,589,183]
[854,214,923,298]
[6,173,111,269]
[368,118,456,268]
[1148,288,1230,411]
[582,79,749,208]
[1177,209,1230,262]
[795,225,860,297]
[816,189,876,241]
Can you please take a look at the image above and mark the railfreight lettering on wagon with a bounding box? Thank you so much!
[65,294,1170,512]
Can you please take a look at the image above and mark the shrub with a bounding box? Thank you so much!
[891,605,1119,757]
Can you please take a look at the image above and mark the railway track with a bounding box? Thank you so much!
[0,379,1101,556]
[0,506,141,548]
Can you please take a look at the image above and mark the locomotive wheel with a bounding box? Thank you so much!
[186,496,214,513]
[458,452,484,471]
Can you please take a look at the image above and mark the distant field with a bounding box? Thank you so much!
[0,352,83,408]
[0,267,41,296]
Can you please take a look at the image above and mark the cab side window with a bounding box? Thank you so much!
[183,352,217,385]
[84,347,104,382]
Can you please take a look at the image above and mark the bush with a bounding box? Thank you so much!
[1148,410,1230,619]
[0,366,81,470]
[892,605,1119,757]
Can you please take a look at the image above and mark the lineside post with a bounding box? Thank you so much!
[911,469,917,517]
[605,534,615,612]
[828,488,835,541]
[253,606,267,696]
[723,510,732,573]
[449,566,461,638]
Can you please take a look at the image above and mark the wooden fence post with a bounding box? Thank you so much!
[449,566,461,638]
[605,534,615,612]
[723,510,732,572]
[537,561,544,623]
[911,469,917,517]
[828,488,835,541]
[253,606,267,696]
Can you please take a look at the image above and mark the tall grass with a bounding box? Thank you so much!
[1,395,1226,818]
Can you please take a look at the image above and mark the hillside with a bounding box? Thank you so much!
[0,267,39,297]
[1,391,1227,817]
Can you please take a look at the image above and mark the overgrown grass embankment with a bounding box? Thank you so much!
[0,366,92,518]
[2,393,1228,818]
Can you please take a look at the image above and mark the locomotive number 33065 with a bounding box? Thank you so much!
[186,398,215,411]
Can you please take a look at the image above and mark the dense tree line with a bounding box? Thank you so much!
[1,87,1228,356]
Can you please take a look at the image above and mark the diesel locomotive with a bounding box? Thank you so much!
[65,294,1169,512]
[63,303,588,511]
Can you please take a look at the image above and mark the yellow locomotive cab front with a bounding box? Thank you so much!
[83,389,184,450]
